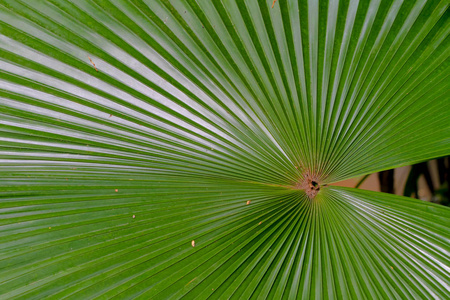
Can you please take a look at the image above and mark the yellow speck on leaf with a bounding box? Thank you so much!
[186,277,197,286]
[88,56,98,71]
[246,200,251,205]
[191,240,195,247]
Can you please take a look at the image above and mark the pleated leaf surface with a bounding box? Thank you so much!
[0,0,449,299]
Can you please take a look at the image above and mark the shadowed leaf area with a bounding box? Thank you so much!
[0,0,449,299]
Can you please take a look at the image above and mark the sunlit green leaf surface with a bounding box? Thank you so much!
[0,0,449,298]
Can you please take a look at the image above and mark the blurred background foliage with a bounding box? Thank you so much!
[336,156,449,205]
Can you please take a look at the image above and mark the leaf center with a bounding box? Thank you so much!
[295,172,322,198]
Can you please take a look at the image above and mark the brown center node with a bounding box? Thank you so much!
[296,173,322,199]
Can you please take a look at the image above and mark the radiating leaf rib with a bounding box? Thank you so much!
[1,0,449,299]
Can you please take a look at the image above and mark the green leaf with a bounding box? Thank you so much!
[0,0,449,298]
[1,180,449,299]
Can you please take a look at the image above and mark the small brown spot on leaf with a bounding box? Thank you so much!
[246,200,251,205]
[186,277,197,286]
[88,56,98,71]
[272,0,278,8]
[115,189,118,192]
[191,240,195,247]
[258,221,262,225]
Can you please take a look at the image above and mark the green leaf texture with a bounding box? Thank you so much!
[0,0,449,299]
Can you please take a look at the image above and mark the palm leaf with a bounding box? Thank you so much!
[0,0,449,298]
